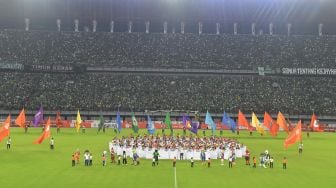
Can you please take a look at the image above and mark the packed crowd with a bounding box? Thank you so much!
[0,72,335,114]
[1,29,336,69]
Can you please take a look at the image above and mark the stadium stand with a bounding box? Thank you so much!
[0,71,335,115]
[1,30,336,69]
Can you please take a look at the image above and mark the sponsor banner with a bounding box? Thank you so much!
[25,64,74,72]
[0,62,24,70]
[282,68,336,75]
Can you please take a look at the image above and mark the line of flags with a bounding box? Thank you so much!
[7,108,327,135]
[0,108,325,149]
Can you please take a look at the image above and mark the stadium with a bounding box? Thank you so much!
[0,0,336,188]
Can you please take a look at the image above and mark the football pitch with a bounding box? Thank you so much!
[0,128,335,188]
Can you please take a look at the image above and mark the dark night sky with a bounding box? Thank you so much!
[1,0,336,34]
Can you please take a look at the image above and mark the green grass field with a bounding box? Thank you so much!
[0,128,335,188]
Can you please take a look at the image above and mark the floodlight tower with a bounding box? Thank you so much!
[24,18,30,31]
[145,21,150,34]
[74,19,79,32]
[251,23,256,36]
[56,19,61,32]
[216,23,220,35]
[198,22,202,35]
[92,20,97,33]
[287,23,292,36]
[181,22,185,34]
[128,21,132,33]
[163,21,168,34]
[110,21,114,33]
[318,23,323,36]
[233,23,237,35]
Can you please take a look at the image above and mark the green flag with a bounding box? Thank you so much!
[165,112,173,135]
[98,115,104,132]
[131,112,139,133]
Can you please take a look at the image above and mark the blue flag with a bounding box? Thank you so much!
[147,115,155,135]
[222,112,236,133]
[116,111,122,133]
[32,106,43,127]
[182,113,198,134]
[205,111,216,135]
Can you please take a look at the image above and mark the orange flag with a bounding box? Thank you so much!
[55,111,63,128]
[264,112,279,137]
[284,120,302,149]
[15,108,26,128]
[237,110,252,131]
[276,111,289,134]
[0,115,11,142]
[33,117,51,144]
[310,113,323,132]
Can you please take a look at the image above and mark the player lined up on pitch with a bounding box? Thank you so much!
[71,147,289,170]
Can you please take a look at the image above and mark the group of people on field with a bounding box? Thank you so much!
[109,134,245,160]
[69,134,307,169]
[71,148,290,170]
[70,142,304,170]
[110,134,243,151]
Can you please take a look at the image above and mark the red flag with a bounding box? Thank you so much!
[270,122,279,137]
[55,111,63,128]
[310,113,323,132]
[15,108,26,128]
[284,120,302,149]
[0,115,11,142]
[276,111,289,134]
[33,117,51,144]
[263,112,272,130]
[264,112,279,137]
[237,110,252,131]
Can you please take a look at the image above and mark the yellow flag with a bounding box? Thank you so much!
[76,110,82,132]
[252,112,265,135]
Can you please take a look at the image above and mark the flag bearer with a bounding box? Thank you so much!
[283,157,287,169]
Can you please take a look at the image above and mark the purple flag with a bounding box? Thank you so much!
[182,113,188,127]
[33,106,43,127]
[182,113,199,134]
